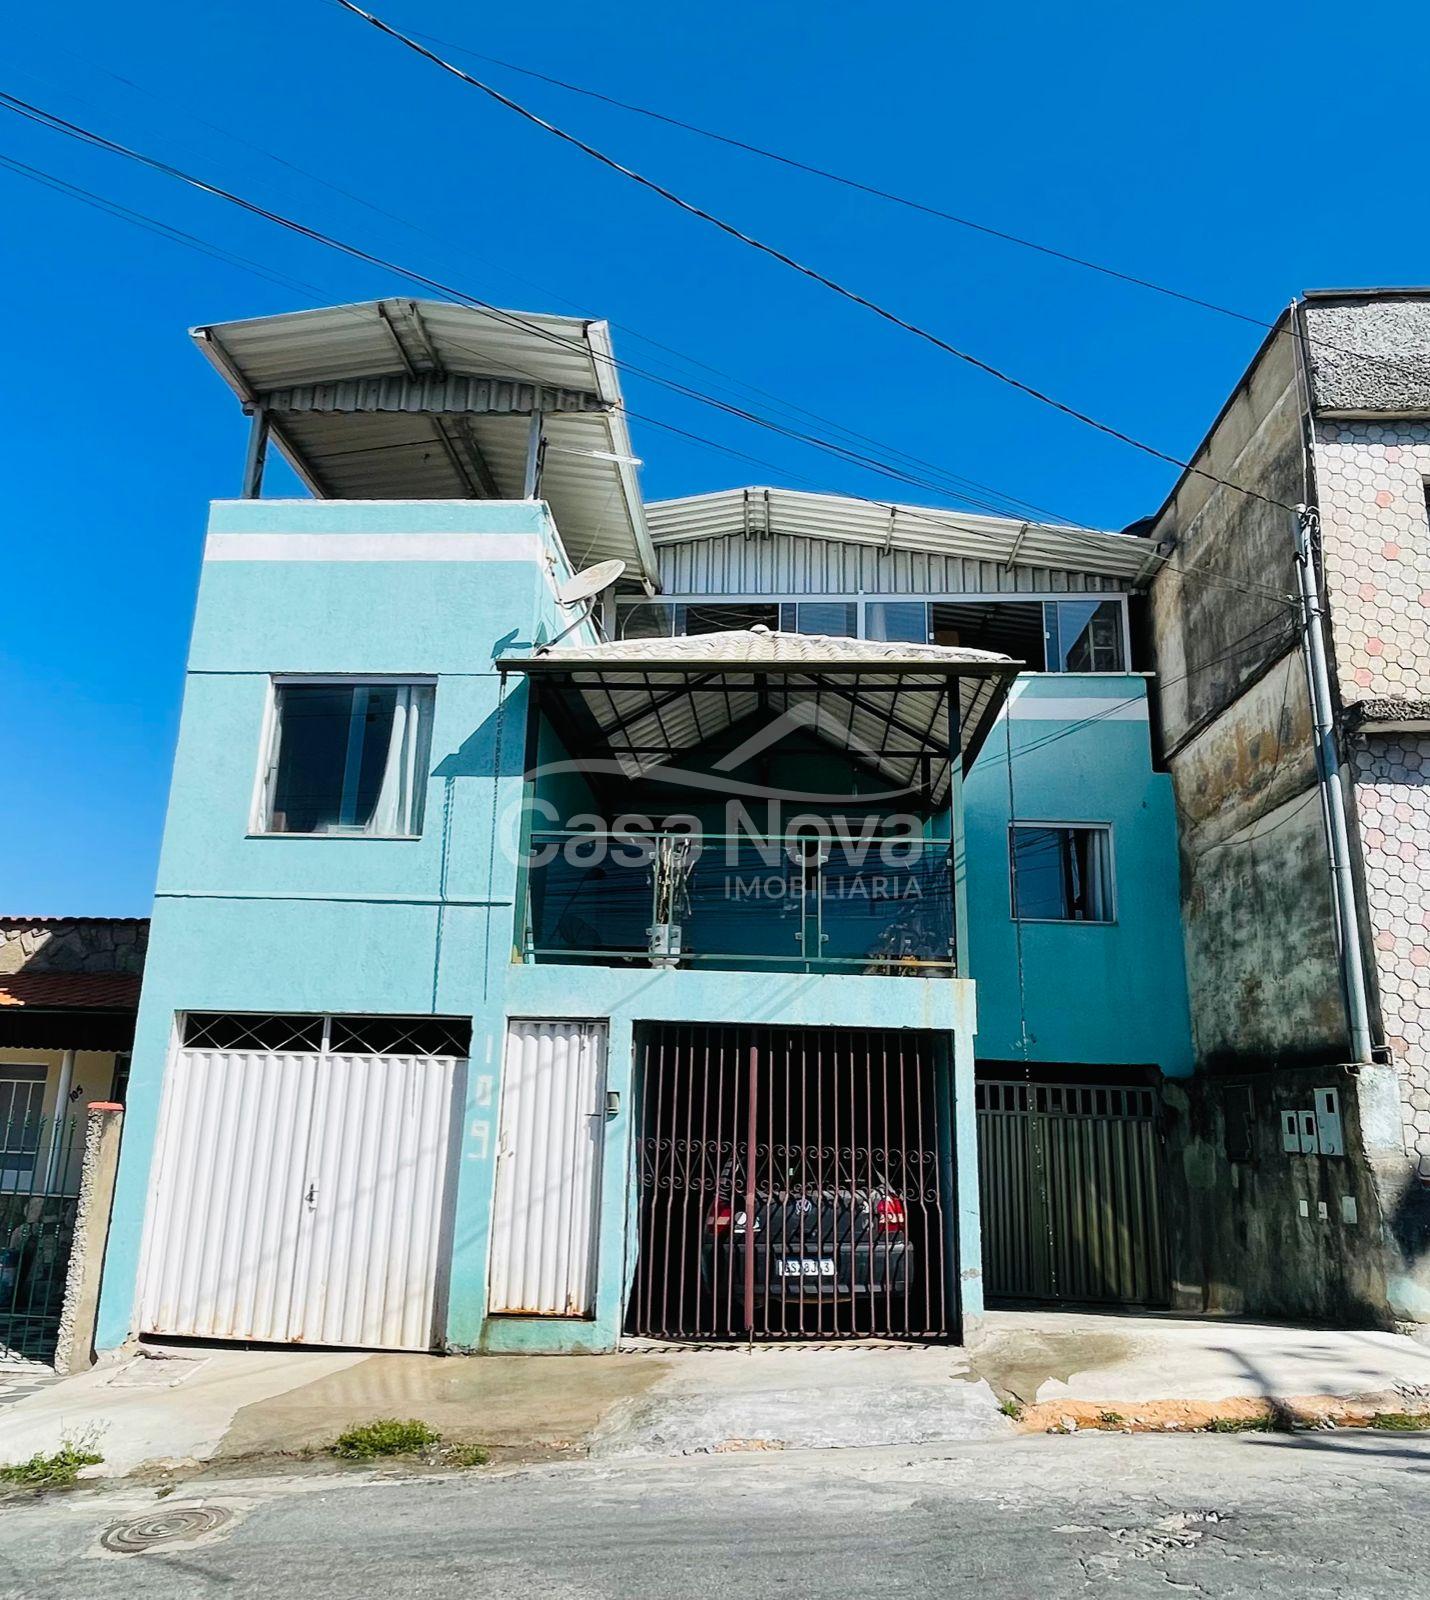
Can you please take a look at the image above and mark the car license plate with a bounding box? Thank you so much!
[776,1258,835,1278]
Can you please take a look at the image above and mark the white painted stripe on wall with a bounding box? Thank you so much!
[204,532,548,563]
[999,696,1148,722]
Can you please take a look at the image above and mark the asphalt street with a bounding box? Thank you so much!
[1,1430,1426,1598]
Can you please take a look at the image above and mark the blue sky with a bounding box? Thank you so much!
[5,1,1428,913]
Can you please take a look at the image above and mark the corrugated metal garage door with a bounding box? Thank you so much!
[976,1078,1168,1307]
[136,1016,464,1349]
[488,1020,608,1317]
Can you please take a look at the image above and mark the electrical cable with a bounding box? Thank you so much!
[370,8,1430,398]
[0,93,1297,607]
[329,0,1297,515]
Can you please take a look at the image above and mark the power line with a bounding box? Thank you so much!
[0,88,1088,529]
[20,39,1059,523]
[0,89,1295,606]
[983,611,1301,769]
[395,19,1267,332]
[329,0,1296,516]
[363,11,1430,401]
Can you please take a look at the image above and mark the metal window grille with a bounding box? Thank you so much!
[180,1013,471,1058]
[328,1016,472,1058]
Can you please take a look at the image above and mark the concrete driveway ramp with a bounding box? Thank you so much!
[590,1347,1011,1457]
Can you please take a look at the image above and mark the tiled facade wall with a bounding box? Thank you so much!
[1314,421,1430,704]
[1315,418,1430,1155]
[1351,735,1430,1157]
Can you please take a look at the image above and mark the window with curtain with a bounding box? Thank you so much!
[1009,824,1114,922]
[260,682,434,837]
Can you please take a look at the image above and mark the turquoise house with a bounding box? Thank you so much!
[97,300,1193,1356]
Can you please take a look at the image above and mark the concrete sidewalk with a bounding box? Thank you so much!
[2,1310,1427,1480]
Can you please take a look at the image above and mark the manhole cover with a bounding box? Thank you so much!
[101,1504,234,1554]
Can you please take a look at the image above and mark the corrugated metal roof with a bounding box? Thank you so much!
[646,488,1159,584]
[501,627,1018,800]
[192,299,657,585]
[657,529,1129,597]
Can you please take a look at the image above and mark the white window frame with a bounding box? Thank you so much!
[1008,819,1117,925]
[614,592,1132,670]
[249,675,437,840]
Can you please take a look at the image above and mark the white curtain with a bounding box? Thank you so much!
[1079,829,1110,921]
[367,686,421,836]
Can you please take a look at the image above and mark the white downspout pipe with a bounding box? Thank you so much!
[1293,505,1375,1062]
[45,1048,76,1194]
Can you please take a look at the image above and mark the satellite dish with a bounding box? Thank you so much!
[557,559,626,607]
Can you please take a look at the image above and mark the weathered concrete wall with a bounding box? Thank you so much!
[1167,653,1344,1068]
[1148,327,1346,1070]
[53,1103,125,1374]
[1163,1066,1392,1326]
[0,918,148,976]
[1304,295,1430,417]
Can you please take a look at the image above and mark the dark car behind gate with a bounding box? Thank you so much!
[628,1024,958,1341]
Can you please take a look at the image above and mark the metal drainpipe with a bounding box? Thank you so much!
[45,1048,76,1194]
[1292,506,1375,1063]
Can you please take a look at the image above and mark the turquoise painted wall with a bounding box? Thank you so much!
[961,673,1194,1077]
[97,499,574,1349]
[96,499,987,1354]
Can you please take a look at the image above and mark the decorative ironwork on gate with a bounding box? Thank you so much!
[627,1025,958,1342]
[1,1111,81,1362]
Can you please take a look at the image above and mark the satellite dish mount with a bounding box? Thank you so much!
[538,558,627,652]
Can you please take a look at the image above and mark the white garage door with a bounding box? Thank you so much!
[136,1014,464,1350]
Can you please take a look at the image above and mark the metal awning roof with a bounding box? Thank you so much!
[192,298,658,585]
[646,487,1162,583]
[500,627,1020,802]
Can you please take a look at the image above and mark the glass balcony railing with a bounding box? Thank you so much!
[522,832,956,976]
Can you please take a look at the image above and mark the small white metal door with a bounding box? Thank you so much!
[289,1052,460,1348]
[488,1020,608,1317]
[137,1042,460,1349]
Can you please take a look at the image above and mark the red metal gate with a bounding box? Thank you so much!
[627,1026,957,1341]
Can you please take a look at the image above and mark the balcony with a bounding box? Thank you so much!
[500,623,1020,981]
[523,831,956,977]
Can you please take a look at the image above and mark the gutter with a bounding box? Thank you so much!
[1290,300,1376,1065]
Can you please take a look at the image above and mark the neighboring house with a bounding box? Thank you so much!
[1146,288,1430,1328]
[0,916,145,1358]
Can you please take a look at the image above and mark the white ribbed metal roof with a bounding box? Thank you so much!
[192,299,658,585]
[646,487,1161,584]
[501,627,1019,800]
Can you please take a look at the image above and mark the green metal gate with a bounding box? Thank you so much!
[2,1110,81,1362]
[975,1078,1168,1307]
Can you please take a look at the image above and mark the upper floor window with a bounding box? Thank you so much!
[257,680,434,838]
[615,594,1128,670]
[618,601,778,639]
[1010,823,1114,923]
[779,601,858,637]
[1050,599,1124,672]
